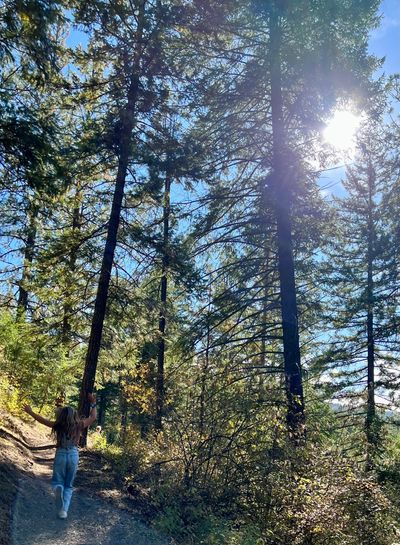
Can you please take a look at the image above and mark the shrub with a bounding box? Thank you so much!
[0,310,79,410]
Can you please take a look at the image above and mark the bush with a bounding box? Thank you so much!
[0,376,21,414]
[255,446,397,545]
[379,429,400,528]
[134,436,397,545]
[0,310,80,410]
[96,417,398,545]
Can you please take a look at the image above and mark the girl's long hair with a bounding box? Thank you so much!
[52,406,81,443]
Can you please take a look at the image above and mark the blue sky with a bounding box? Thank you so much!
[370,0,400,76]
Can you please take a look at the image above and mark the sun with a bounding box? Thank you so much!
[323,109,362,156]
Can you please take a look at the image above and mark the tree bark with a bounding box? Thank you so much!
[366,159,376,468]
[260,245,271,370]
[120,380,128,444]
[17,201,39,318]
[62,186,82,347]
[199,290,211,435]
[78,0,146,445]
[268,3,305,442]
[97,388,107,428]
[155,169,171,430]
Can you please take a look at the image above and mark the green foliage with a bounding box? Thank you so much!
[0,1,400,545]
[0,375,21,414]
[153,493,262,545]
[0,311,79,409]
[256,447,395,545]
[0,0,66,77]
[90,413,398,545]
[378,429,400,525]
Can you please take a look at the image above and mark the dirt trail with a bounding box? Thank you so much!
[10,435,171,545]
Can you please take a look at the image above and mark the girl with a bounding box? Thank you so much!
[23,393,97,519]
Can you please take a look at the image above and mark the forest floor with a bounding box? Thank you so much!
[0,412,171,545]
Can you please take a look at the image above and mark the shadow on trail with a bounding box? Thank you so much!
[2,422,170,545]
[0,459,23,545]
[31,444,55,451]
[0,426,55,453]
[33,456,54,465]
[12,476,169,545]
[9,443,170,545]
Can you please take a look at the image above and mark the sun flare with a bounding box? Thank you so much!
[323,110,362,156]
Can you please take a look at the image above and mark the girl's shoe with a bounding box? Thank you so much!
[58,509,67,519]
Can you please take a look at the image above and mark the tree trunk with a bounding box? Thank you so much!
[17,201,39,318]
[78,0,146,445]
[268,4,305,442]
[199,292,211,434]
[120,383,128,444]
[62,186,82,348]
[97,388,107,428]
[259,244,271,392]
[155,169,171,430]
[366,160,376,468]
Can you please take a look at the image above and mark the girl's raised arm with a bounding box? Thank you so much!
[24,405,55,428]
[80,393,97,429]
